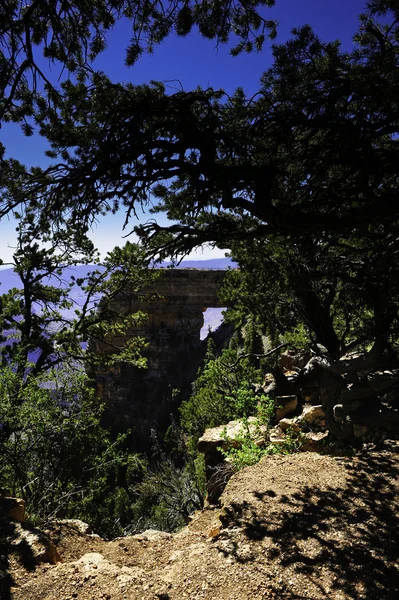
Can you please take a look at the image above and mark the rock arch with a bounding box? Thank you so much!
[92,269,231,448]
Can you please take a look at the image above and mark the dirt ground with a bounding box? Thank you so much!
[4,441,399,600]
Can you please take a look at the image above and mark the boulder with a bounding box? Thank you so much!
[197,417,267,454]
[300,405,326,426]
[275,395,298,420]
[131,529,172,541]
[300,431,329,452]
[53,519,93,534]
[0,497,25,522]
[278,418,301,433]
[269,427,288,445]
[269,426,329,451]
[198,417,268,503]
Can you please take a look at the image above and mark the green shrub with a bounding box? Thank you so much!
[128,456,204,533]
[0,364,142,538]
[219,396,301,472]
[180,339,264,444]
[221,427,301,471]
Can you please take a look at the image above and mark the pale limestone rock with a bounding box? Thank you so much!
[270,425,328,451]
[131,529,172,541]
[198,418,269,503]
[72,552,147,588]
[198,417,267,453]
[269,427,288,445]
[54,518,93,534]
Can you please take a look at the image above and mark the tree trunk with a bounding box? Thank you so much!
[301,357,353,440]
[294,279,340,359]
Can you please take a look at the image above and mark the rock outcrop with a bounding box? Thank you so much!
[197,349,399,502]
[90,269,231,448]
[265,350,399,442]
[197,417,268,502]
[7,442,399,600]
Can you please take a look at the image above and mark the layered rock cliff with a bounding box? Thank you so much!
[90,269,231,448]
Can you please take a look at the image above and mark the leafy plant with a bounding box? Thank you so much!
[0,364,142,538]
[219,413,301,472]
[180,339,265,444]
[128,457,204,533]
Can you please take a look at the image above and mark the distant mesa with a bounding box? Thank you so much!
[0,258,235,293]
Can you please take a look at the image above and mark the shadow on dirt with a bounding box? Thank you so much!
[217,444,399,599]
[0,519,38,600]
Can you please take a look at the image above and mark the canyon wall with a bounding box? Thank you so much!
[91,269,231,448]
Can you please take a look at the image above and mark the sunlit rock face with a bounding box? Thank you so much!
[90,269,231,449]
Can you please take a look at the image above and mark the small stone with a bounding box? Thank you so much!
[207,526,221,538]
[269,427,287,444]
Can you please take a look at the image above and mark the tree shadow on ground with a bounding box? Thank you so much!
[217,445,399,599]
[0,519,39,600]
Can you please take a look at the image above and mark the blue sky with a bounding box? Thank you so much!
[0,0,368,263]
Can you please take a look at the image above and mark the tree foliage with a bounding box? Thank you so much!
[4,1,397,251]
[0,209,157,379]
[180,338,266,442]
[0,0,276,126]
[0,364,143,537]
[221,224,399,359]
